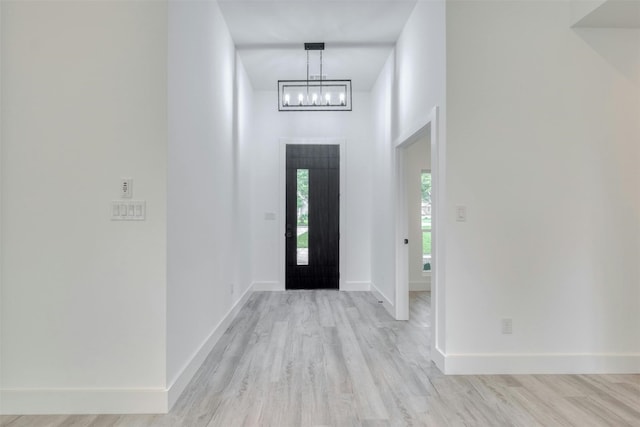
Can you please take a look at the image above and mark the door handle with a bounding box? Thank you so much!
[286,225,293,238]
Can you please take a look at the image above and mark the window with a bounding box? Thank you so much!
[421,170,432,271]
[296,169,309,265]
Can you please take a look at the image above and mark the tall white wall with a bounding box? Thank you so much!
[371,54,396,305]
[234,54,255,306]
[392,0,447,145]
[167,0,253,406]
[444,0,640,373]
[249,91,372,290]
[1,0,168,413]
[370,0,446,314]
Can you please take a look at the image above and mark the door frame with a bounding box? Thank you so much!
[393,106,445,369]
[278,138,346,291]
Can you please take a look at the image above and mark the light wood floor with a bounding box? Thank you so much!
[2,291,639,426]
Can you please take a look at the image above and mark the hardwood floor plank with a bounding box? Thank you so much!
[589,393,640,424]
[565,396,635,427]
[5,291,639,426]
[0,416,20,427]
[333,295,389,421]
[86,415,123,427]
[577,375,640,412]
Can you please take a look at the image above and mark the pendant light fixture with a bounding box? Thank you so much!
[278,42,352,112]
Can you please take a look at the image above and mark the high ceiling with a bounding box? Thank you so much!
[218,0,418,90]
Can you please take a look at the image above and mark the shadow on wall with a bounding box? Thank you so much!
[573,28,640,84]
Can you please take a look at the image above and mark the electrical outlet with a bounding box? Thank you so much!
[501,318,513,335]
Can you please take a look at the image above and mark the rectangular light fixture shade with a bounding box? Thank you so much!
[278,80,352,112]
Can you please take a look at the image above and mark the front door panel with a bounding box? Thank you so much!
[285,145,339,289]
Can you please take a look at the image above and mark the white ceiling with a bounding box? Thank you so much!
[218,0,418,90]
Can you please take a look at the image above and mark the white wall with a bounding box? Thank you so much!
[392,1,447,146]
[1,0,168,413]
[234,54,255,304]
[167,0,253,406]
[406,135,431,290]
[571,0,608,26]
[370,0,446,316]
[444,0,640,373]
[370,53,398,310]
[249,91,372,290]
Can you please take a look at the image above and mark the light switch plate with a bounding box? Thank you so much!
[112,200,145,221]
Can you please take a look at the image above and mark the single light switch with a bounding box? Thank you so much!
[456,205,467,222]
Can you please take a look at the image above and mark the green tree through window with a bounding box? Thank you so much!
[421,171,432,270]
[297,169,309,255]
[297,169,309,226]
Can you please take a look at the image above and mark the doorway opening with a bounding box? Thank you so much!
[393,106,444,369]
[404,137,432,330]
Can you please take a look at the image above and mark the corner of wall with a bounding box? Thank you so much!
[370,282,395,318]
[167,283,254,410]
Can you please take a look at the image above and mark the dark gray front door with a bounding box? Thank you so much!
[285,144,339,289]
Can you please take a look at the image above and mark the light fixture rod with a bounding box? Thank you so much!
[306,50,309,99]
[320,50,323,96]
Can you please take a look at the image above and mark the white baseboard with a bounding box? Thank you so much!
[0,388,167,415]
[440,352,640,375]
[342,281,371,291]
[252,281,283,291]
[0,283,255,416]
[409,281,430,291]
[432,346,446,373]
[166,282,254,410]
[371,282,394,317]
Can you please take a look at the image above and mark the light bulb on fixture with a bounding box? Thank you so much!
[298,93,304,106]
[312,93,318,106]
[339,93,346,106]
[284,93,290,106]
[325,93,331,105]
